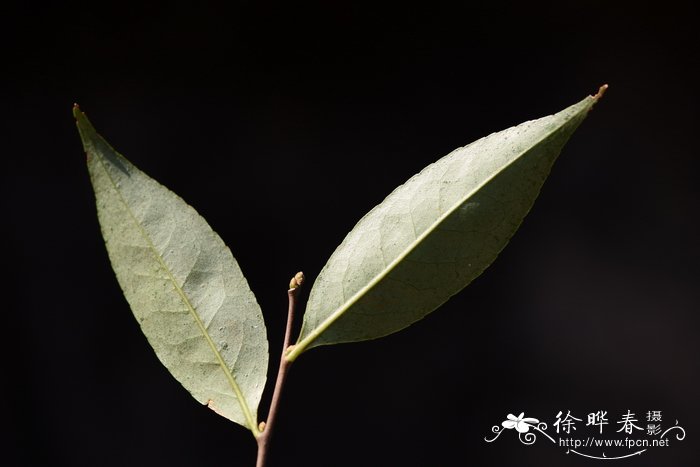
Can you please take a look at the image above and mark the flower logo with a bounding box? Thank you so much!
[502,413,539,433]
[485,411,553,445]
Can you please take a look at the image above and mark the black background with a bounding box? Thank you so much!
[4,1,699,466]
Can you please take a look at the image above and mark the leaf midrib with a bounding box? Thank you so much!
[290,100,592,358]
[89,135,259,434]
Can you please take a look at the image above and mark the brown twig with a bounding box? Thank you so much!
[255,272,304,467]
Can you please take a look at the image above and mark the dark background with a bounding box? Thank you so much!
[4,1,698,466]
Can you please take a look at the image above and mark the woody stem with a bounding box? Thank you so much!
[255,274,302,467]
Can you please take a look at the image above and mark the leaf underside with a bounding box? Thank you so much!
[292,90,604,357]
[75,108,267,432]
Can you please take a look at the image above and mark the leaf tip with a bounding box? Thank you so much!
[593,84,608,101]
[72,104,94,131]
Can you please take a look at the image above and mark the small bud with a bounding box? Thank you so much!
[289,271,305,290]
[285,344,296,356]
[258,421,266,432]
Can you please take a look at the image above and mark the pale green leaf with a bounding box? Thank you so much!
[75,107,267,433]
[288,88,605,359]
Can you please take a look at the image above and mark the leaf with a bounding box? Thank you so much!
[75,107,267,433]
[288,87,606,359]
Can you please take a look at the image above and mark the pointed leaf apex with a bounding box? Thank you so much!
[593,84,608,101]
[73,105,95,133]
